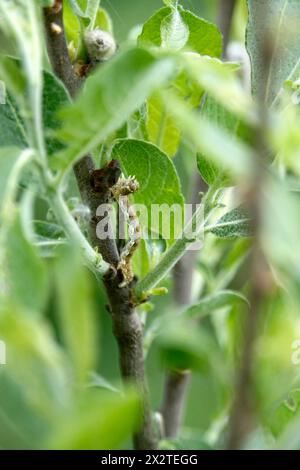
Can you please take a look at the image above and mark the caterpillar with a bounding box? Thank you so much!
[111,177,141,285]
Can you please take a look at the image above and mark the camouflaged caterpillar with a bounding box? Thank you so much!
[111,177,141,285]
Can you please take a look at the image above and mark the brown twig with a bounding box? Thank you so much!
[43,0,82,97]
[161,369,191,439]
[43,0,157,450]
[103,271,156,449]
[217,0,237,58]
[161,173,207,438]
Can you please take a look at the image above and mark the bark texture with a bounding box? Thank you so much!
[43,0,157,449]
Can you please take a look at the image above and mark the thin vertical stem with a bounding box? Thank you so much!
[43,0,157,449]
[160,0,238,439]
[217,0,237,58]
[227,1,274,449]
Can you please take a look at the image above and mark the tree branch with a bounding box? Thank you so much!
[217,0,237,58]
[161,369,191,439]
[103,271,156,449]
[160,173,207,438]
[43,0,82,97]
[43,0,157,450]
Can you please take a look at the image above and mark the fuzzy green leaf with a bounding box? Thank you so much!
[48,389,139,450]
[146,68,203,157]
[54,48,176,172]
[183,54,255,124]
[163,0,179,6]
[146,93,181,157]
[0,58,70,155]
[0,309,68,448]
[0,373,49,449]
[246,0,300,106]
[158,321,212,371]
[0,93,27,149]
[161,7,189,51]
[139,6,222,58]
[208,207,253,239]
[111,139,184,240]
[197,96,238,186]
[161,90,253,178]
[0,147,24,212]
[4,213,48,313]
[185,290,249,319]
[54,245,97,383]
[42,71,71,155]
[33,221,65,240]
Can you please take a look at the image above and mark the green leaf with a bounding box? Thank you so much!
[197,156,219,187]
[128,104,148,141]
[139,6,222,58]
[0,1,44,145]
[88,372,119,394]
[64,0,82,51]
[160,90,253,178]
[0,147,23,212]
[183,54,255,124]
[48,389,139,450]
[86,0,101,29]
[0,373,49,449]
[0,55,27,100]
[214,239,252,291]
[0,58,71,155]
[163,0,179,6]
[54,47,176,172]
[197,96,239,186]
[185,290,249,319]
[207,207,253,239]
[146,93,181,157]
[262,179,300,295]
[268,389,300,438]
[0,305,68,421]
[54,245,97,383]
[158,320,212,371]
[4,213,48,313]
[42,71,71,156]
[33,221,65,240]
[94,6,113,34]
[146,70,203,157]
[161,7,189,51]
[111,139,184,240]
[275,413,300,450]
[68,0,87,17]
[0,93,28,149]
[132,238,151,280]
[246,0,300,106]
[32,218,67,256]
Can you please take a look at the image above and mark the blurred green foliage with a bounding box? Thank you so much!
[1,0,300,451]
[102,0,218,40]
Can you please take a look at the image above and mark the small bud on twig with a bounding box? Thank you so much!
[50,22,62,35]
[84,28,117,63]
